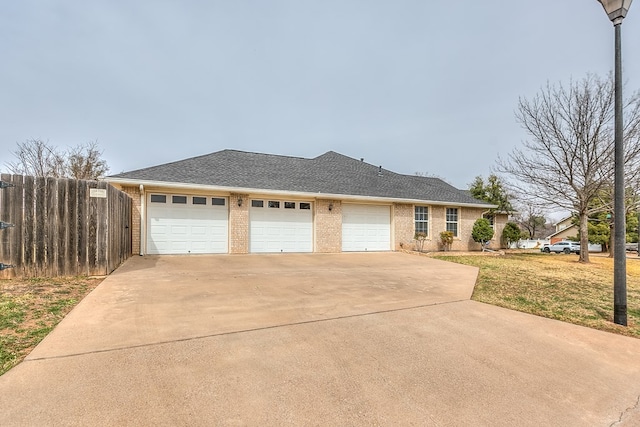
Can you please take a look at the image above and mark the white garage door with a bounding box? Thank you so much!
[147,194,228,254]
[342,204,391,252]
[250,200,313,253]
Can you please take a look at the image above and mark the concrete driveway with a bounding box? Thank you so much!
[1,252,640,426]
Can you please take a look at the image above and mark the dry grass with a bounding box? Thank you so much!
[434,252,640,338]
[0,277,103,376]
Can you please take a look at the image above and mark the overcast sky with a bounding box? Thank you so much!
[1,0,638,191]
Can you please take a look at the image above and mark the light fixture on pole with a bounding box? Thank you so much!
[596,0,633,326]
[598,0,632,22]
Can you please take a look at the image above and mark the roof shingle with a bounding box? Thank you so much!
[109,150,490,206]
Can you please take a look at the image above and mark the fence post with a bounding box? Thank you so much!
[0,180,15,271]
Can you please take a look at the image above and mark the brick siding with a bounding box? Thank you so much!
[315,199,342,252]
[112,185,502,254]
[493,214,508,249]
[229,193,249,254]
[121,186,142,255]
[393,203,414,250]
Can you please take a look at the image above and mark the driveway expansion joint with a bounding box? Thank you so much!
[25,298,469,362]
[5,253,640,426]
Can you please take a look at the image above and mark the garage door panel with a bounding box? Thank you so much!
[267,242,283,252]
[149,241,168,252]
[189,242,209,253]
[211,226,227,238]
[191,226,207,235]
[267,228,281,237]
[342,204,390,252]
[190,241,206,251]
[147,195,229,255]
[250,201,313,253]
[210,241,227,252]
[171,225,188,235]
[149,224,168,235]
[170,241,189,252]
[283,228,296,237]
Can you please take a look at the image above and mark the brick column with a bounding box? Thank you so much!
[229,193,249,254]
[121,186,142,255]
[430,206,446,252]
[393,203,414,251]
[315,199,342,253]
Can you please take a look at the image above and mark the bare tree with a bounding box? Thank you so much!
[497,74,640,263]
[7,139,66,177]
[6,139,109,180]
[514,204,548,239]
[67,141,109,179]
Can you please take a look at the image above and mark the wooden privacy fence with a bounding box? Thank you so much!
[0,174,132,279]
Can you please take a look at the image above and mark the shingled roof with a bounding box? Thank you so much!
[109,150,491,206]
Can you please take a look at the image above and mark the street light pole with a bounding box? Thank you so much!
[596,0,633,326]
[613,20,627,326]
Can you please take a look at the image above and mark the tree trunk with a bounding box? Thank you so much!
[579,212,590,263]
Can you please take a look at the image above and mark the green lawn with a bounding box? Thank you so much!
[434,252,640,338]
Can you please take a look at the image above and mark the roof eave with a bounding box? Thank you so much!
[546,224,578,239]
[105,177,496,209]
[553,214,576,227]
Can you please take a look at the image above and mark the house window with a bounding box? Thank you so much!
[284,202,296,209]
[300,203,311,210]
[483,213,495,227]
[446,208,459,237]
[211,198,226,206]
[415,206,429,236]
[172,196,187,204]
[252,200,263,208]
[150,194,166,203]
[193,196,207,205]
[268,201,280,208]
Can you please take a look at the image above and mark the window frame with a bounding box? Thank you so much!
[414,206,429,236]
[192,196,207,205]
[483,212,495,228]
[150,194,167,203]
[172,195,188,204]
[446,207,459,237]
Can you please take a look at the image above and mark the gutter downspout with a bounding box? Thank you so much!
[140,184,145,256]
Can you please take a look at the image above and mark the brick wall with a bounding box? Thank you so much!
[405,205,489,252]
[315,199,342,252]
[229,193,249,254]
[493,213,509,249]
[426,206,446,251]
[459,207,486,251]
[393,203,414,250]
[121,186,141,255]
[111,184,494,254]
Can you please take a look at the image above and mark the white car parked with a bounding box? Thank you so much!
[541,241,581,254]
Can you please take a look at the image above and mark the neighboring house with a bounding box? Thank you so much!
[106,150,506,255]
[548,216,577,244]
[546,215,605,252]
